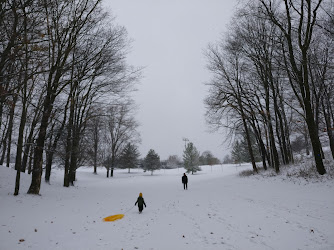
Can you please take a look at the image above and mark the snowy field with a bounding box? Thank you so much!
[1,163,334,250]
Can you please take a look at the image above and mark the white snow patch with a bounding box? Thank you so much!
[1,163,333,250]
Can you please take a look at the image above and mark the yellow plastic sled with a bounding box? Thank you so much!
[103,214,124,222]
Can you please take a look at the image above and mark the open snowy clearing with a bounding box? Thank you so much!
[1,164,334,250]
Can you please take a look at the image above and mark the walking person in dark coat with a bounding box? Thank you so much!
[135,192,146,213]
[182,173,188,190]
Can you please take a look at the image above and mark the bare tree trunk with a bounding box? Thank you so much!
[45,105,67,183]
[279,92,294,163]
[0,120,9,165]
[106,166,110,178]
[110,151,116,178]
[249,117,268,170]
[21,143,30,173]
[27,145,33,174]
[6,95,17,168]
[265,92,280,173]
[322,97,334,160]
[242,117,258,173]
[64,96,74,187]
[14,87,26,196]
[93,123,98,174]
[273,94,290,165]
[69,132,79,186]
[28,93,53,194]
[44,151,53,183]
[21,122,37,172]
[14,100,26,194]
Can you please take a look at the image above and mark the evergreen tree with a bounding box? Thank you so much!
[243,132,261,162]
[143,149,161,175]
[240,136,252,162]
[183,142,201,174]
[222,154,233,164]
[166,155,182,169]
[231,140,243,164]
[119,143,140,173]
[232,132,261,164]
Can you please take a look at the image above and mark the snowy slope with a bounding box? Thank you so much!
[1,164,333,250]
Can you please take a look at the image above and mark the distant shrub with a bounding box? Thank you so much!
[239,169,256,177]
[238,167,266,177]
[286,165,319,179]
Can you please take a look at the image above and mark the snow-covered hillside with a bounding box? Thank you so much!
[1,164,333,250]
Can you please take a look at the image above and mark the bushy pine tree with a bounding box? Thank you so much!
[165,155,182,169]
[143,149,161,175]
[119,143,140,173]
[231,132,261,164]
[222,154,233,164]
[231,140,242,164]
[183,142,201,174]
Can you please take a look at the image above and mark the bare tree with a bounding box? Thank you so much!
[259,0,327,174]
[104,100,140,177]
[205,40,259,173]
[28,0,104,194]
[86,108,103,174]
[44,99,69,183]
[317,5,334,159]
[13,0,44,195]
[61,14,137,185]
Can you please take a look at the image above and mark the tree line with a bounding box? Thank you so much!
[205,0,333,175]
[0,0,140,195]
[116,143,220,176]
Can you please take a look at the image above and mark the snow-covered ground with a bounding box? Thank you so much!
[1,163,333,250]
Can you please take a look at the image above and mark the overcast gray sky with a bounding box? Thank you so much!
[103,0,237,160]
